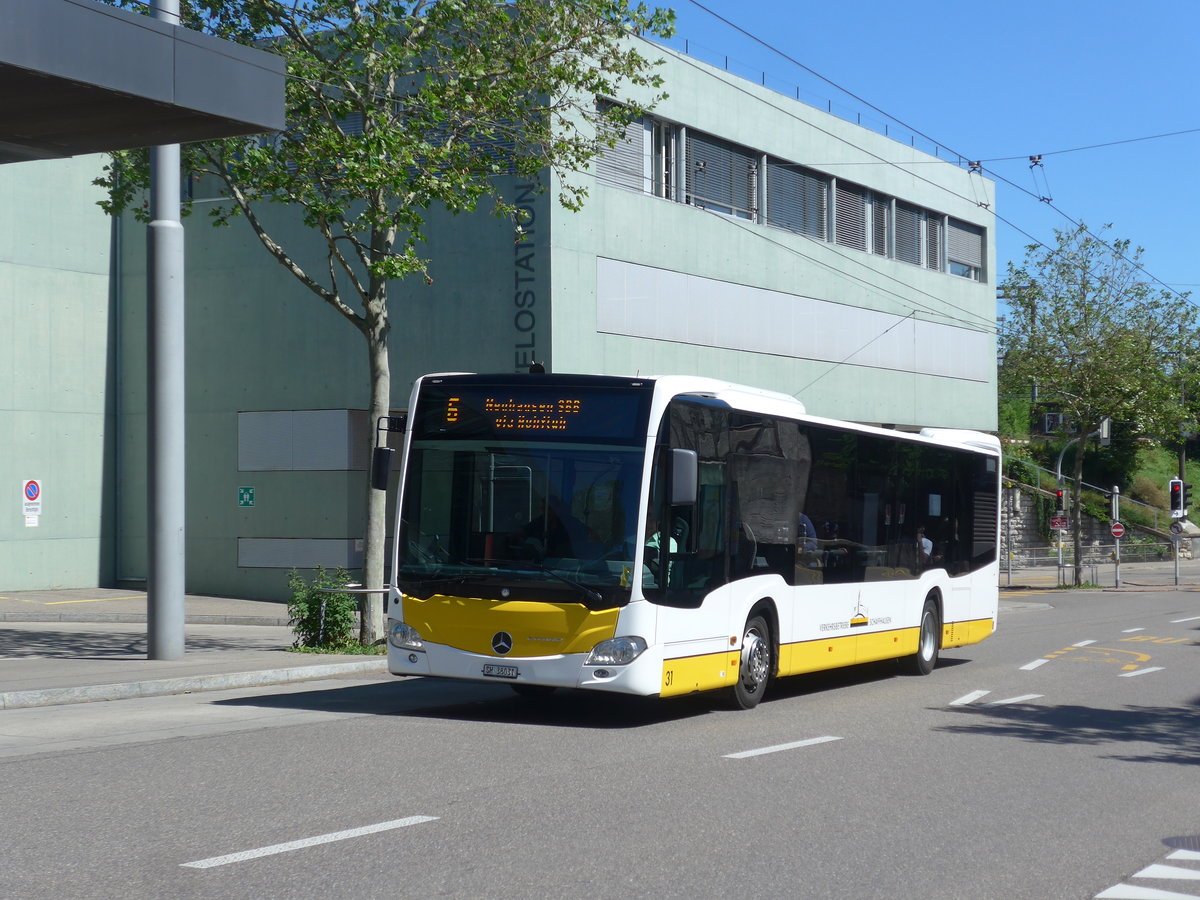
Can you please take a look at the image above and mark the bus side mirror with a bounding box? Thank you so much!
[670,448,698,505]
[371,447,394,491]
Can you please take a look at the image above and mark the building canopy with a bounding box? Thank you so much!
[0,0,284,164]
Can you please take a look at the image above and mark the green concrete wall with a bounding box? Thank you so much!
[0,155,115,590]
[112,182,545,600]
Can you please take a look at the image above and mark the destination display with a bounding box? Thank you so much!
[412,381,651,442]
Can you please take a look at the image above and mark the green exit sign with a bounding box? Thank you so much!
[238,486,255,508]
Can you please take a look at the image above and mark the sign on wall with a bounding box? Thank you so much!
[22,479,42,527]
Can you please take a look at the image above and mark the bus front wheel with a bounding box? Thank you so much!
[903,597,941,676]
[730,614,772,709]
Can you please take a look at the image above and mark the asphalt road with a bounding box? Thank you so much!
[1,589,1197,899]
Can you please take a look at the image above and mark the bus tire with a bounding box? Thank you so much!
[729,614,772,709]
[903,597,941,676]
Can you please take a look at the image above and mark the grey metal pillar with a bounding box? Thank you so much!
[147,0,185,660]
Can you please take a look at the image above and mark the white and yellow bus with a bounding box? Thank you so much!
[386,373,1000,708]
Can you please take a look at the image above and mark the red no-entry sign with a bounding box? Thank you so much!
[1110,522,1126,538]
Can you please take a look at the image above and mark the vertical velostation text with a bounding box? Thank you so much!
[513,184,537,371]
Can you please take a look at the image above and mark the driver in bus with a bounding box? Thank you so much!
[644,514,678,583]
[511,496,587,560]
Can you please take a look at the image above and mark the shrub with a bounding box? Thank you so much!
[1130,474,1167,509]
[287,566,358,649]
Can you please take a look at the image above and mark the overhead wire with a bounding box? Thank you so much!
[102,0,1193,318]
[671,2,1196,308]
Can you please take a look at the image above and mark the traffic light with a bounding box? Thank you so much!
[1169,478,1184,517]
[1055,488,1065,514]
[1185,483,1193,517]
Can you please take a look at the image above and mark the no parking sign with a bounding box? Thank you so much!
[22,479,42,524]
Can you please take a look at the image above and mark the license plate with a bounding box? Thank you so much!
[482,664,519,679]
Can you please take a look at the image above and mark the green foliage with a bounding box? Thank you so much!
[94,0,674,288]
[287,566,359,649]
[999,222,1197,446]
[997,394,1031,443]
[998,222,1199,583]
[93,0,674,642]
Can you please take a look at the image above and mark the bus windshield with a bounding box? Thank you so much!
[397,440,645,606]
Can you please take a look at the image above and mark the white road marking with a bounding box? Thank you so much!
[1134,864,1200,881]
[1119,667,1165,678]
[180,816,438,869]
[1170,615,1200,623]
[1074,639,1098,646]
[724,736,842,759]
[1169,851,1200,862]
[1095,884,1200,898]
[1020,658,1050,671]
[985,694,1043,706]
[949,690,990,706]
[1123,628,1147,633]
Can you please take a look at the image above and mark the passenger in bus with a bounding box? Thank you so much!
[916,526,933,567]
[798,512,820,567]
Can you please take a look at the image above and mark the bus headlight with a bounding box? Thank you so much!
[585,636,647,666]
[388,621,424,651]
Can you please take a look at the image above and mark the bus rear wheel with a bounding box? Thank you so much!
[903,597,940,675]
[729,614,772,709]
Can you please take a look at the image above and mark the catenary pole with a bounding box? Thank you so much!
[147,0,186,660]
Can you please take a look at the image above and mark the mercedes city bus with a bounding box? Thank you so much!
[384,372,1000,709]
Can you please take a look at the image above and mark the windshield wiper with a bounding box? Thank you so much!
[485,560,605,608]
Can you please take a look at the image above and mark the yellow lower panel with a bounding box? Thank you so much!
[661,651,740,698]
[943,617,995,649]
[402,594,619,657]
[779,634,856,676]
[857,627,918,664]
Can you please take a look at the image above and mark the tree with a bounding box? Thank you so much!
[999,223,1197,583]
[96,0,673,642]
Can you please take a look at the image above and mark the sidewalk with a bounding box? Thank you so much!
[0,588,388,711]
[1000,555,1200,591]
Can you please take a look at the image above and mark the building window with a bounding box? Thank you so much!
[834,181,868,251]
[764,159,828,239]
[594,101,647,193]
[652,121,677,199]
[894,201,922,266]
[835,182,889,256]
[925,212,943,271]
[590,101,987,282]
[948,218,985,281]
[870,192,890,257]
[684,130,757,219]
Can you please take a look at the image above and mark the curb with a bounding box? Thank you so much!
[0,613,290,626]
[0,658,390,711]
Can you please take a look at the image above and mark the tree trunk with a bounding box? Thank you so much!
[359,319,390,645]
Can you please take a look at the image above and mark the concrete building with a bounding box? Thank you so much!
[0,0,282,594]
[2,38,995,600]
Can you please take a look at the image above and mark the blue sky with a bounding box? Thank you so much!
[651,0,1200,295]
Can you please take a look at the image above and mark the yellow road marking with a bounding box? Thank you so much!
[44,595,144,606]
[1044,645,1152,667]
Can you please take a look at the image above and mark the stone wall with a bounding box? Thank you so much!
[1000,485,1184,564]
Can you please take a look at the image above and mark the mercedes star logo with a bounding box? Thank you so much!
[491,632,513,655]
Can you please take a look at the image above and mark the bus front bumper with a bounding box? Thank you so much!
[387,631,662,696]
